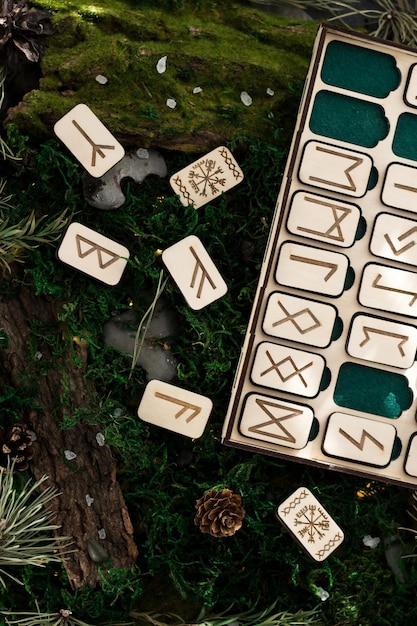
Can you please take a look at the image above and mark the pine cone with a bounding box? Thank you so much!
[0,424,35,471]
[194,488,245,537]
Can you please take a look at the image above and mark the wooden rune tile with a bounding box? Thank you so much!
[57,222,129,285]
[169,146,244,209]
[138,380,213,438]
[276,487,344,561]
[54,103,125,177]
[162,235,228,310]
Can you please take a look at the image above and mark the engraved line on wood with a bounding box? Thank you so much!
[296,195,352,242]
[394,182,417,194]
[372,272,417,306]
[316,532,343,558]
[289,254,338,281]
[384,226,417,255]
[247,398,301,443]
[294,504,329,543]
[76,235,120,269]
[154,391,202,422]
[189,246,216,298]
[338,427,385,451]
[71,119,115,167]
[308,146,363,191]
[359,326,409,356]
[260,350,313,388]
[272,300,321,334]
[281,489,309,516]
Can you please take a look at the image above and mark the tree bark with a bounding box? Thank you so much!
[0,269,138,588]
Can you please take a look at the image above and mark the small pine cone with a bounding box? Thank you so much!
[0,424,35,471]
[194,488,245,537]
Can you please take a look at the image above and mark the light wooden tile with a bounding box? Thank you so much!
[404,434,417,477]
[359,263,417,317]
[251,342,325,398]
[298,141,373,197]
[169,146,244,208]
[262,292,337,347]
[137,379,212,438]
[276,487,344,561]
[405,64,417,107]
[239,393,314,449]
[322,412,396,467]
[370,213,417,267]
[54,103,125,177]
[347,314,417,369]
[287,191,360,247]
[381,163,417,213]
[57,222,129,285]
[275,242,349,297]
[162,235,227,310]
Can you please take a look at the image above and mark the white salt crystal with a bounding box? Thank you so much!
[98,528,107,539]
[240,91,252,106]
[166,98,177,109]
[86,494,94,507]
[95,74,108,85]
[363,534,381,549]
[156,56,167,74]
[192,86,202,94]
[317,587,330,602]
[266,87,274,96]
[64,450,77,460]
[96,432,105,447]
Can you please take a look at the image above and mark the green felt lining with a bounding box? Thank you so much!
[333,362,412,418]
[310,90,389,148]
[321,40,400,98]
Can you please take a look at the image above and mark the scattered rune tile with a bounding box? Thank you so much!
[138,379,213,438]
[57,222,130,286]
[162,235,228,310]
[170,145,244,209]
[276,486,344,561]
[54,103,125,177]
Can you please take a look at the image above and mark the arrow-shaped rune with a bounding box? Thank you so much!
[289,254,338,281]
[359,326,408,356]
[384,226,417,256]
[372,273,417,306]
[72,119,115,167]
[154,391,201,422]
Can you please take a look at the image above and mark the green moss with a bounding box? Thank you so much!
[8,0,317,149]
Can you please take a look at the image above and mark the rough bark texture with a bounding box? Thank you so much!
[0,269,138,589]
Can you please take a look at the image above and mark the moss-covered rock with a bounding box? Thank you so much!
[4,0,318,150]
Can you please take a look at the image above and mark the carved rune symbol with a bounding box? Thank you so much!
[72,119,115,167]
[76,235,120,269]
[294,504,330,543]
[189,246,216,298]
[339,428,384,451]
[247,398,301,443]
[273,300,321,334]
[154,391,202,422]
[260,350,313,388]
[297,196,352,242]
[308,145,363,192]
[188,158,226,198]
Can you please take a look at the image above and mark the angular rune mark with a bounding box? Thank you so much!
[338,427,384,451]
[297,196,352,242]
[359,326,409,356]
[384,226,417,256]
[76,234,120,269]
[273,300,321,334]
[372,273,417,306]
[219,147,242,180]
[188,158,226,197]
[294,505,330,543]
[308,146,363,191]
[154,391,202,422]
[72,119,115,167]
[260,350,313,388]
[247,398,301,443]
[289,254,338,281]
[172,175,194,206]
[189,246,216,298]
